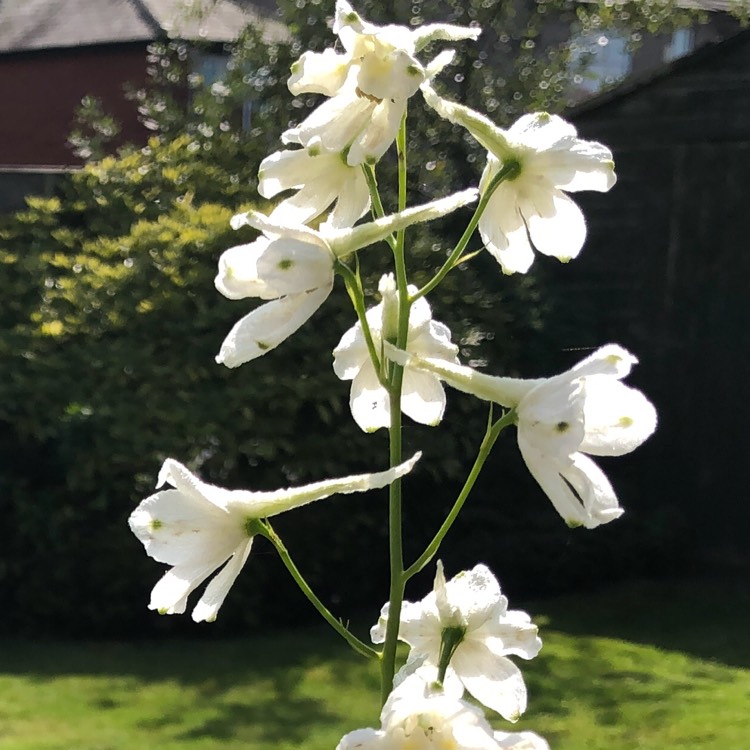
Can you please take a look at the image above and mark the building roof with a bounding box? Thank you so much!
[0,0,287,54]
[568,25,750,118]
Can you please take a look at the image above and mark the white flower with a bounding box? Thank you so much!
[336,672,506,750]
[371,562,541,722]
[129,453,420,623]
[422,85,616,273]
[333,274,458,432]
[286,0,480,165]
[216,188,477,367]
[385,344,657,529]
[258,143,370,230]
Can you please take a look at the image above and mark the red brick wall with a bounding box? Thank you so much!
[0,43,150,167]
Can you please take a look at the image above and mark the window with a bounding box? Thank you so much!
[664,28,694,63]
[568,31,632,97]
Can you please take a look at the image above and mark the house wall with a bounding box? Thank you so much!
[0,42,149,168]
[558,32,750,567]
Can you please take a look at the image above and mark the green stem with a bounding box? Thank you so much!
[412,159,522,303]
[337,260,385,385]
[404,408,516,580]
[258,520,378,660]
[362,163,396,250]
[380,112,411,705]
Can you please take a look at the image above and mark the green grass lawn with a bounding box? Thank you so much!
[0,578,747,750]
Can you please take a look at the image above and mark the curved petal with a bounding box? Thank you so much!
[267,182,341,227]
[349,362,391,432]
[479,180,535,275]
[332,320,368,380]
[288,48,350,97]
[401,369,446,426]
[567,344,638,379]
[384,343,534,408]
[531,139,615,193]
[215,239,272,301]
[517,377,586,461]
[444,564,505,632]
[254,238,334,296]
[494,731,551,750]
[336,728,384,750]
[347,97,405,166]
[148,554,230,615]
[322,168,371,229]
[245,451,421,518]
[297,89,374,154]
[476,612,543,661]
[452,640,527,721]
[258,148,315,199]
[191,538,254,622]
[519,436,622,529]
[216,285,332,368]
[579,377,657,456]
[508,113,577,152]
[413,23,481,51]
[129,488,237,566]
[519,185,587,262]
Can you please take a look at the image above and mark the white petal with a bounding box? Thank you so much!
[347,97,405,166]
[494,731,551,750]
[297,89,375,154]
[421,84,513,158]
[453,723,509,750]
[392,599,442,655]
[531,138,615,193]
[401,369,446,426]
[350,362,391,432]
[336,728,384,750]
[332,320,368,381]
[413,23,481,51]
[516,377,586,460]
[215,239,272,300]
[519,438,622,529]
[191,538,254,622]
[148,555,230,615]
[579,377,657,456]
[216,285,332,367]
[384,343,533,408]
[508,112,577,152]
[452,640,527,721]
[258,148,318,199]
[567,344,638,380]
[444,564,505,632]
[240,209,329,247]
[245,451,421,517]
[477,611,542,661]
[322,168,371,229]
[254,238,335,296]
[267,183,341,226]
[519,185,587,262]
[288,49,349,97]
[479,178,535,275]
[328,188,478,258]
[129,489,237,566]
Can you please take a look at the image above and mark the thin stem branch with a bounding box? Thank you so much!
[404,408,517,580]
[412,160,522,303]
[362,163,396,251]
[259,520,379,660]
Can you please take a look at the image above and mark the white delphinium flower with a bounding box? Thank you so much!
[371,562,541,722]
[337,672,526,750]
[422,84,616,274]
[285,0,480,165]
[385,344,657,529]
[129,453,420,623]
[258,141,370,230]
[216,188,477,367]
[333,274,458,432]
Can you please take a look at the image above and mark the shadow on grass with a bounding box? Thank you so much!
[531,576,750,669]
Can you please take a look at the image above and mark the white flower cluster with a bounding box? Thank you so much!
[127,1,658,747]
